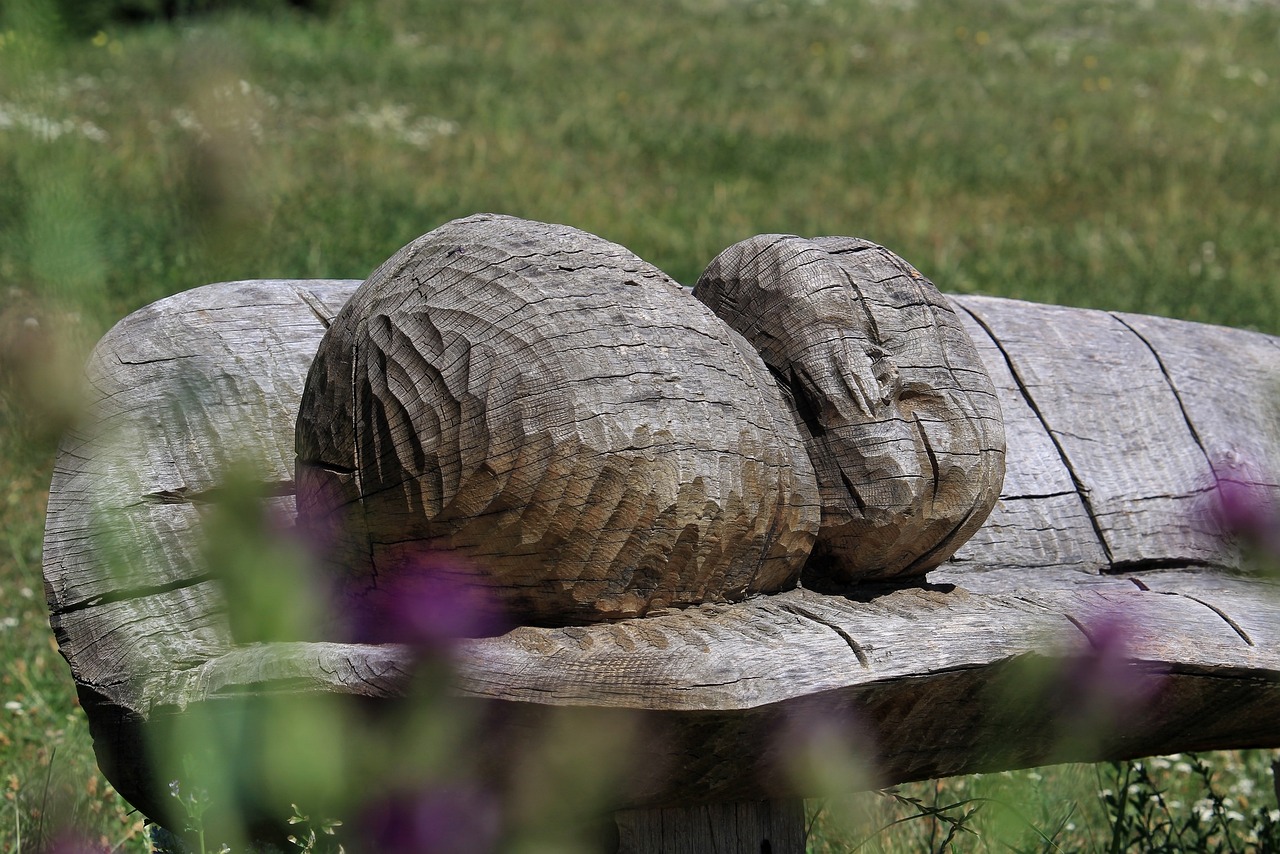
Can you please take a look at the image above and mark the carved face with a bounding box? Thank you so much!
[695,234,1005,582]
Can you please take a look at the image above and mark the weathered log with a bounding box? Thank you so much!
[613,801,805,854]
[43,230,1280,845]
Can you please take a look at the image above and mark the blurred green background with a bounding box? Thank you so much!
[1,0,1277,850]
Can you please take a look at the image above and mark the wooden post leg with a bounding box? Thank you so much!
[612,800,806,854]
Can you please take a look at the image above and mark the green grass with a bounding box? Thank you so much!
[1,0,1278,850]
[810,752,1280,852]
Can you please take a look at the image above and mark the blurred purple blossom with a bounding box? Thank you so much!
[1061,612,1166,729]
[1208,468,1280,559]
[768,697,876,795]
[357,784,502,854]
[40,832,112,854]
[345,552,510,648]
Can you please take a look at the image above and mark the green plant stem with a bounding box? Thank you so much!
[1107,762,1133,854]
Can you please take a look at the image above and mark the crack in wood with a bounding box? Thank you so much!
[1111,313,1215,473]
[1168,593,1255,646]
[913,412,942,505]
[295,287,337,329]
[1108,557,1223,573]
[57,572,219,615]
[956,302,1114,565]
[1061,612,1093,643]
[115,353,198,366]
[903,504,984,575]
[1000,490,1080,501]
[141,480,296,505]
[777,603,869,667]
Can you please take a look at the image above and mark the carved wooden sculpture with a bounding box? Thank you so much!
[43,215,1280,852]
[695,234,1004,582]
[296,216,822,627]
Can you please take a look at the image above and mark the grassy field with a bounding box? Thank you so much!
[1,0,1278,850]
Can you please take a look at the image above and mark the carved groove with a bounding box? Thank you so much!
[296,215,821,629]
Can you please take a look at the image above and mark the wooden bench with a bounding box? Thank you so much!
[43,217,1280,851]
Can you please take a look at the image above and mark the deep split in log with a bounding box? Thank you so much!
[42,215,1280,850]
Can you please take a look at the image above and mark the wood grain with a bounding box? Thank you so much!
[43,265,1280,834]
[954,296,1219,569]
[694,235,1005,582]
[295,214,820,627]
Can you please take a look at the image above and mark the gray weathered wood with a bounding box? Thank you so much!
[614,800,805,854]
[295,214,820,628]
[694,235,1005,582]
[953,296,1224,572]
[941,303,1108,585]
[43,240,1280,839]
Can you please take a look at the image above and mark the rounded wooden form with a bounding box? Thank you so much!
[295,214,820,628]
[694,235,1005,581]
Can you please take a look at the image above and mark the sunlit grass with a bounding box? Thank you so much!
[1,0,1278,850]
[2,0,1277,326]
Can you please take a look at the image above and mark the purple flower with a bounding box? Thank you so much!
[358,784,502,854]
[344,551,510,648]
[40,832,111,854]
[1208,467,1280,559]
[1061,612,1165,729]
[768,697,876,796]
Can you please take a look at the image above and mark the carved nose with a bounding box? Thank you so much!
[794,338,904,429]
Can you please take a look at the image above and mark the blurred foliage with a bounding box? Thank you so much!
[4,0,335,38]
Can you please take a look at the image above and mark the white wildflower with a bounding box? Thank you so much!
[171,107,206,139]
[0,100,108,143]
[346,103,458,149]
